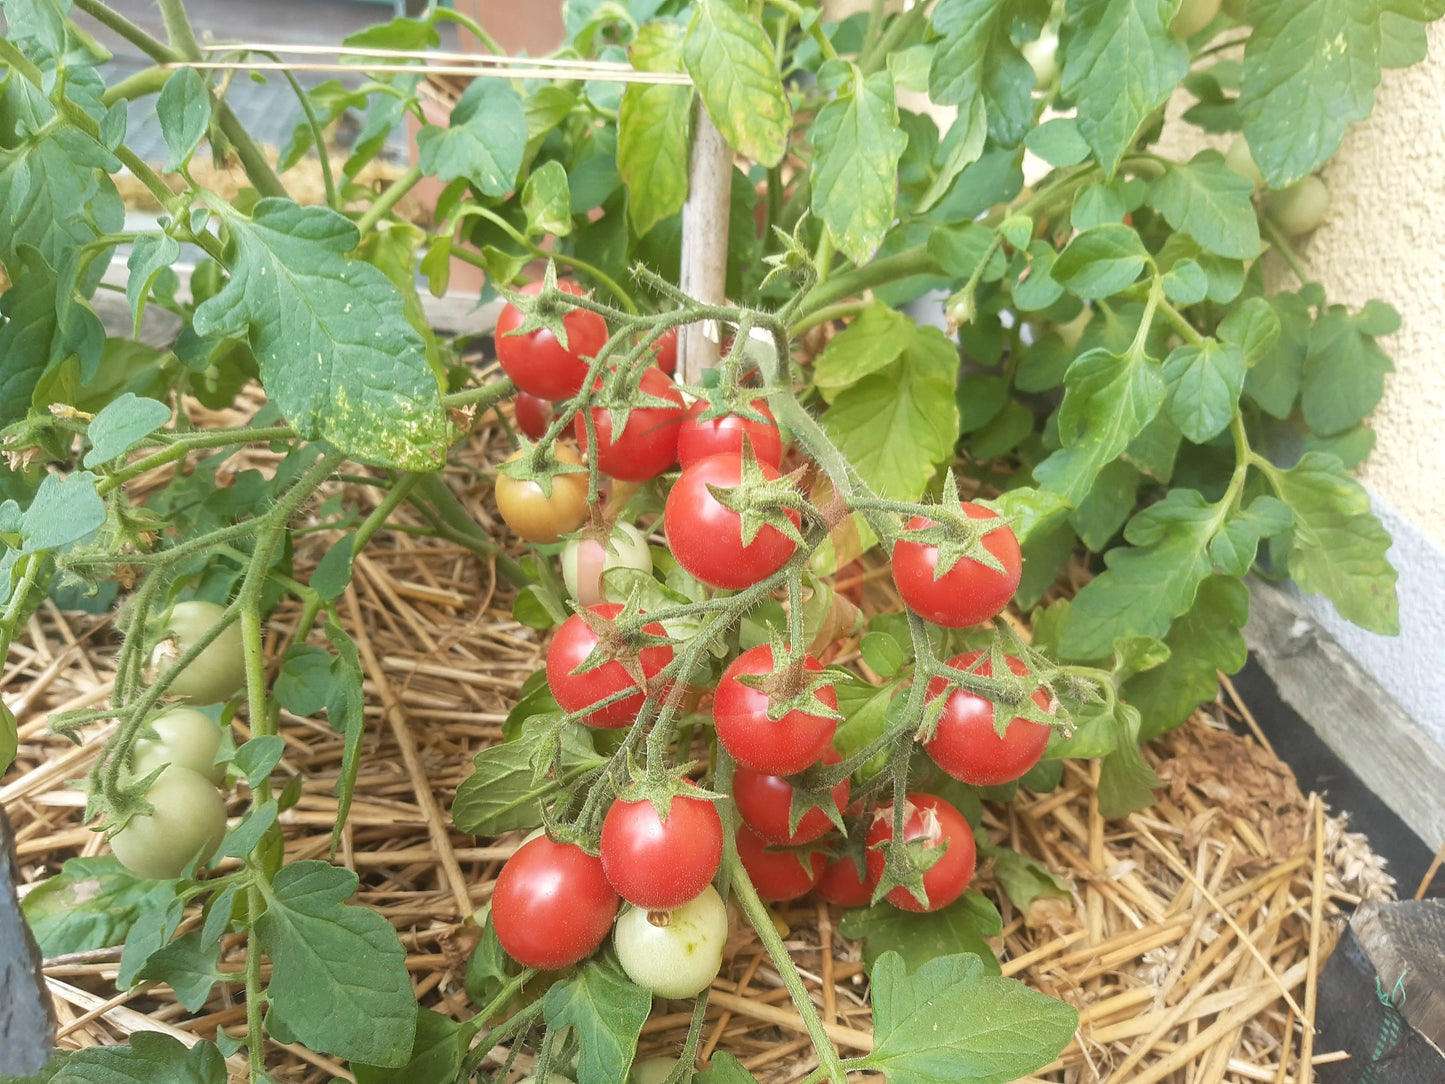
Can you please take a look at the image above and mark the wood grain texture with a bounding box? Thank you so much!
[1245,576,1445,848]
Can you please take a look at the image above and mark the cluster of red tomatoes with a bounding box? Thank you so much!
[486,282,1053,995]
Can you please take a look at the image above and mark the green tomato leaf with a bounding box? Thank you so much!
[126,233,181,336]
[928,0,1048,148]
[156,66,211,172]
[863,950,1078,1082]
[1098,702,1164,818]
[0,90,123,274]
[917,99,988,212]
[1217,295,1281,367]
[254,861,416,1067]
[1024,116,1091,166]
[1300,303,1394,437]
[1160,258,1208,305]
[311,533,355,601]
[543,954,652,1084]
[1147,151,1261,260]
[696,1053,760,1083]
[839,892,1002,976]
[353,1007,474,1084]
[21,856,173,956]
[1239,0,1438,187]
[452,724,600,835]
[1012,242,1065,312]
[1209,495,1293,577]
[275,643,335,718]
[1071,183,1126,230]
[0,252,105,426]
[1069,459,1140,551]
[682,0,792,168]
[819,325,961,502]
[21,471,104,554]
[1052,223,1149,298]
[810,66,909,264]
[232,737,286,792]
[415,78,526,197]
[1244,290,1312,417]
[976,841,1071,911]
[522,160,573,238]
[1034,347,1166,505]
[618,21,691,236]
[1060,489,1218,659]
[1268,452,1399,634]
[1162,339,1246,443]
[83,393,170,468]
[0,700,14,775]
[324,619,366,855]
[137,931,223,1012]
[1060,0,1188,175]
[12,1033,228,1084]
[192,199,446,470]
[1125,575,1251,739]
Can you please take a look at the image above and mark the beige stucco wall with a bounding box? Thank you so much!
[1154,25,1445,552]
[1302,22,1445,550]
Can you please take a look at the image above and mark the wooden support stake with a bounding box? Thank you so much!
[679,104,731,385]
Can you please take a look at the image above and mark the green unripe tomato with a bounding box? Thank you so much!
[1225,135,1266,191]
[615,885,728,999]
[1020,28,1058,88]
[108,766,227,879]
[132,708,225,785]
[1171,0,1222,37]
[631,1057,680,1084]
[1221,0,1248,20]
[151,600,246,705]
[561,523,653,607]
[1265,175,1330,236]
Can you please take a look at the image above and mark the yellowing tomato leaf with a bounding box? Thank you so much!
[618,21,691,236]
[192,199,447,470]
[1060,0,1188,175]
[810,66,908,264]
[682,0,792,167]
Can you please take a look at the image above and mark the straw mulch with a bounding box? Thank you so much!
[1,398,1396,1083]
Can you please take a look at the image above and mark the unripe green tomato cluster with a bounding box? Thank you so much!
[614,885,729,999]
[1265,175,1330,236]
[108,765,227,880]
[131,707,225,784]
[1171,0,1221,37]
[150,600,246,705]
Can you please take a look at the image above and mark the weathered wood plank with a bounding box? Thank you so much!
[1245,577,1445,849]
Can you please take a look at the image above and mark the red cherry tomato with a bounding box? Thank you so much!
[491,835,618,970]
[650,327,678,376]
[865,793,976,913]
[677,399,783,470]
[513,393,553,440]
[734,747,849,846]
[734,825,827,902]
[495,281,609,401]
[890,503,1021,628]
[713,644,838,776]
[545,603,672,729]
[575,367,685,482]
[664,455,799,590]
[924,651,1053,787]
[600,790,724,909]
[816,852,880,908]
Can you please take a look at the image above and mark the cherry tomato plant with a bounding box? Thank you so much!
[0,0,1422,1082]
